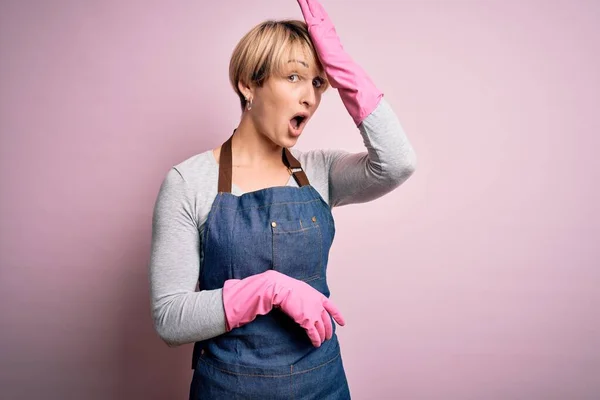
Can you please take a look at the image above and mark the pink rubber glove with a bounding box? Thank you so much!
[297,0,384,126]
[222,270,345,347]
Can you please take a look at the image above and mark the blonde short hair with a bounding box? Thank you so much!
[229,19,330,112]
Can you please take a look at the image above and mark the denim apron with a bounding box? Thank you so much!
[189,131,351,399]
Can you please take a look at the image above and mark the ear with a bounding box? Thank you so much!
[237,80,256,100]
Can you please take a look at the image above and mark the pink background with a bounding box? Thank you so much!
[1,0,599,399]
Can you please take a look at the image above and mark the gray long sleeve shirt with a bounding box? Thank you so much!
[149,97,417,346]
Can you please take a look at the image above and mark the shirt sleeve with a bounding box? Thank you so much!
[149,167,227,346]
[327,97,417,208]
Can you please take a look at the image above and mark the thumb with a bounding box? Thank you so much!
[323,298,345,326]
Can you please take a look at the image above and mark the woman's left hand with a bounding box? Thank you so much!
[296,0,384,126]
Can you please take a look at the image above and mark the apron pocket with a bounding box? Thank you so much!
[271,216,323,282]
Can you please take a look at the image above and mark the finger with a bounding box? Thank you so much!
[314,317,326,344]
[297,0,325,25]
[305,324,322,347]
[322,308,333,340]
[323,298,345,326]
[309,0,329,22]
[296,0,311,20]
[303,0,322,19]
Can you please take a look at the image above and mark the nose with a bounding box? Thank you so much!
[300,84,317,108]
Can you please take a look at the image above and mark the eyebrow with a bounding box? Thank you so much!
[287,59,309,68]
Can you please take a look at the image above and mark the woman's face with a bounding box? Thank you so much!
[243,52,327,148]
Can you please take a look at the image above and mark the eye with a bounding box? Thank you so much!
[288,74,300,82]
[313,77,325,88]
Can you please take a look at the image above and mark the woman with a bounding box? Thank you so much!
[149,1,417,398]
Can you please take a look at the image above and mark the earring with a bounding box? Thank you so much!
[246,97,253,111]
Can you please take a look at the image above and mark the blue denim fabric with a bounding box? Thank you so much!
[189,185,351,399]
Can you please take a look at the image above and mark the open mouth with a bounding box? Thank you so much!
[290,113,309,130]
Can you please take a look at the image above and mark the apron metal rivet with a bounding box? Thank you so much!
[312,216,317,222]
[271,221,277,227]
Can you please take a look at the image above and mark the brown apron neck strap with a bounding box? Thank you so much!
[217,130,310,193]
[282,148,310,187]
[217,131,234,193]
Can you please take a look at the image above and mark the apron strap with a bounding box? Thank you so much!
[217,131,234,193]
[217,130,310,193]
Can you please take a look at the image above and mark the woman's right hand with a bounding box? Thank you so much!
[269,270,345,347]
[223,269,345,347]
